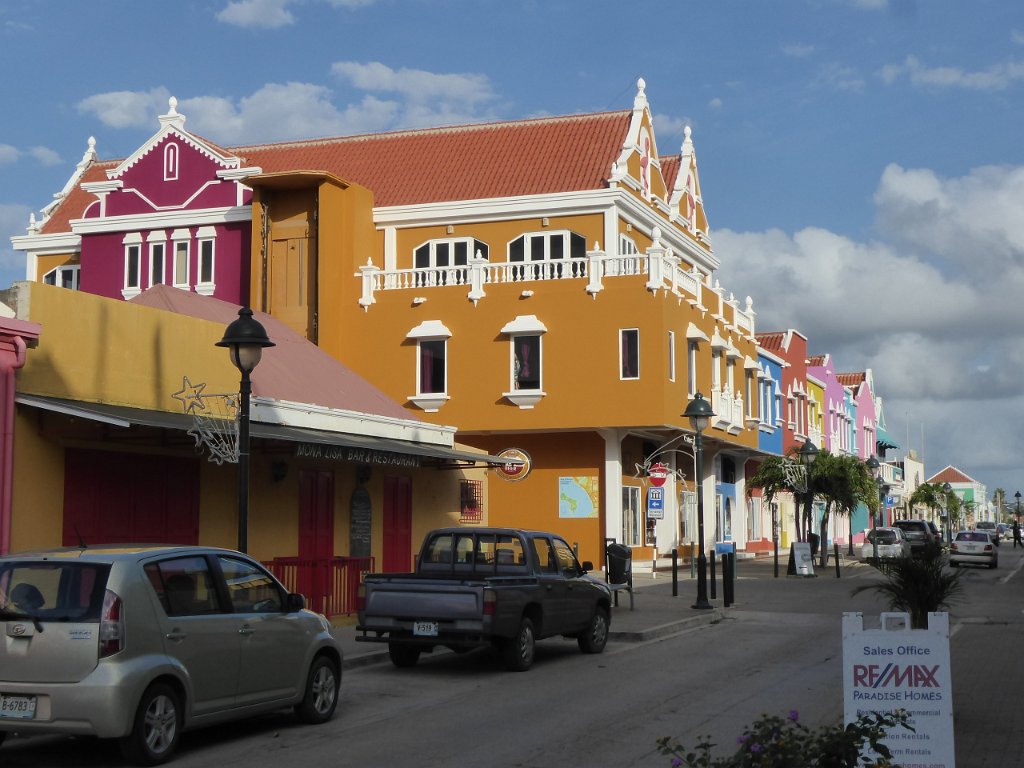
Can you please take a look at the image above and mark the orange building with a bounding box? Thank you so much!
[12,80,768,568]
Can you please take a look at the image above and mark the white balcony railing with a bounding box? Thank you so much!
[356,229,756,337]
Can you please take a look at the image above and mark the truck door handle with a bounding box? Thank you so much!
[165,630,187,641]
[238,625,254,636]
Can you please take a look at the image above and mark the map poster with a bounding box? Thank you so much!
[558,477,599,518]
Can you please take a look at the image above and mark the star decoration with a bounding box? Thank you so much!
[172,375,208,414]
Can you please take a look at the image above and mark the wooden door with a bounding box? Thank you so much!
[382,475,412,573]
[269,228,316,341]
[298,470,334,611]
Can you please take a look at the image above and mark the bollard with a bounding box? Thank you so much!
[834,542,841,578]
[671,550,678,597]
[710,550,717,600]
[723,553,734,607]
[773,539,779,578]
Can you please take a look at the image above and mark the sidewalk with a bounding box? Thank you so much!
[334,555,862,670]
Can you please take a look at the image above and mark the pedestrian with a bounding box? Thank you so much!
[1013,518,1023,549]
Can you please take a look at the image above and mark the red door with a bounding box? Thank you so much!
[62,449,199,546]
[383,475,412,572]
[298,470,334,611]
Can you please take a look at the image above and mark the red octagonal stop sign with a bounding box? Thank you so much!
[648,462,669,487]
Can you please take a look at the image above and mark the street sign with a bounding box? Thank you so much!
[648,462,669,487]
[647,487,664,519]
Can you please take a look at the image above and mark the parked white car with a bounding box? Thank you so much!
[860,527,912,561]
[0,545,342,764]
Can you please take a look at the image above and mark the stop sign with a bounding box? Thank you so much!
[648,462,669,487]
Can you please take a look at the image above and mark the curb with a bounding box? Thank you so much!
[608,608,727,642]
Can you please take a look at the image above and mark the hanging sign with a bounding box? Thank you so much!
[648,462,670,487]
[495,448,531,481]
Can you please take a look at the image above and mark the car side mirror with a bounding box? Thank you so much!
[580,561,594,572]
[286,592,306,612]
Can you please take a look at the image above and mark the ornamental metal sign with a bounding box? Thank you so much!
[495,448,532,482]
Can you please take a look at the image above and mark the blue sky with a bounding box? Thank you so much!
[2,0,1023,502]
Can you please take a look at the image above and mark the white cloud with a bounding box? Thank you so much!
[0,204,31,289]
[714,160,1024,487]
[77,87,172,129]
[1013,29,1024,46]
[782,44,815,58]
[0,144,18,165]
[325,0,376,6]
[652,113,688,148]
[332,61,495,106]
[880,55,1024,91]
[28,146,61,166]
[709,97,723,109]
[812,63,865,92]
[217,0,295,29]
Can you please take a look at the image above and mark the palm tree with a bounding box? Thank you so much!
[812,452,876,567]
[852,546,964,628]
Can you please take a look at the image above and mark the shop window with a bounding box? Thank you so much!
[460,480,483,523]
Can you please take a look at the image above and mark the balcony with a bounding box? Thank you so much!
[357,234,756,338]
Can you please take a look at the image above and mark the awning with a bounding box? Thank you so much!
[15,394,515,468]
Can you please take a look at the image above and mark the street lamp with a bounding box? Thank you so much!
[683,392,715,610]
[217,307,275,553]
[797,439,819,546]
[942,482,953,547]
[866,455,882,561]
[1015,490,1021,522]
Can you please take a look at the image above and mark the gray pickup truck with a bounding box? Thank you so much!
[356,527,612,671]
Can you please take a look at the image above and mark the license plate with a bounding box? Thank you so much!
[413,621,438,637]
[0,694,36,719]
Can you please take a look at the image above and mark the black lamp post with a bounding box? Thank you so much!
[683,392,714,610]
[217,307,274,554]
[797,439,819,544]
[866,455,881,561]
[1015,490,1020,522]
[942,481,953,547]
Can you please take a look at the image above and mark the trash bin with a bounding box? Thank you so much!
[808,532,820,557]
[606,543,631,585]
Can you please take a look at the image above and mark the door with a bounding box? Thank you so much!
[298,470,334,611]
[531,536,569,636]
[383,475,412,572]
[269,228,316,341]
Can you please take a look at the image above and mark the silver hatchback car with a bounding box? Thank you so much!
[0,545,342,765]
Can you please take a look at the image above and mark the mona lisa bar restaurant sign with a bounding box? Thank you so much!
[295,442,420,468]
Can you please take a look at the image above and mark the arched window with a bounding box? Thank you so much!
[164,143,179,181]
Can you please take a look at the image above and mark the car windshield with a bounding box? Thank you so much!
[977,523,994,529]
[868,531,897,544]
[0,562,110,622]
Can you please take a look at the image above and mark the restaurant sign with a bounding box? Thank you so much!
[295,442,420,468]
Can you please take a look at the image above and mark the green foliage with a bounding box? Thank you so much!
[851,547,964,629]
[657,709,912,767]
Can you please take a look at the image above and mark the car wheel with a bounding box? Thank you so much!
[119,682,181,766]
[577,607,609,654]
[949,561,958,567]
[388,641,421,668]
[502,616,536,672]
[295,655,340,724]
[0,731,6,748]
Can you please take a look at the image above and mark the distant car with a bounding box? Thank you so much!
[975,521,999,544]
[996,523,1009,539]
[0,545,342,765]
[860,527,912,561]
[949,531,998,569]
[891,520,942,557]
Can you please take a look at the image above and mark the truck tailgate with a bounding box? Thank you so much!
[364,580,486,621]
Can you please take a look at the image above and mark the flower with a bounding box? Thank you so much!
[788,709,799,722]
[670,759,683,768]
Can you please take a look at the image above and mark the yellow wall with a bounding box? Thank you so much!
[10,409,65,552]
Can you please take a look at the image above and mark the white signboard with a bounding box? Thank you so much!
[842,612,955,768]
[789,542,814,576]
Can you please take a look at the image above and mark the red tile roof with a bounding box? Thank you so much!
[756,332,785,353]
[927,466,976,484]
[836,372,865,387]
[130,285,414,421]
[42,111,634,234]
[806,355,826,367]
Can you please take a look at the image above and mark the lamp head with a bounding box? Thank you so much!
[683,392,714,433]
[217,308,275,374]
[865,454,880,479]
[797,439,819,467]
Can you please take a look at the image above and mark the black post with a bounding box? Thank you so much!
[693,428,712,609]
[709,549,717,600]
[671,550,678,597]
[723,553,734,607]
[237,368,251,554]
[834,542,841,578]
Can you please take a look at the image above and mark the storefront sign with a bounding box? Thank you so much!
[842,612,955,767]
[495,448,531,481]
[295,442,420,468]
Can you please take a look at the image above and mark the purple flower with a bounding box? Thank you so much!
[750,743,763,753]
[737,735,749,744]
[671,759,684,767]
[788,709,799,722]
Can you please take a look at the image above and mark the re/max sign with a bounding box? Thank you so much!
[852,663,940,688]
